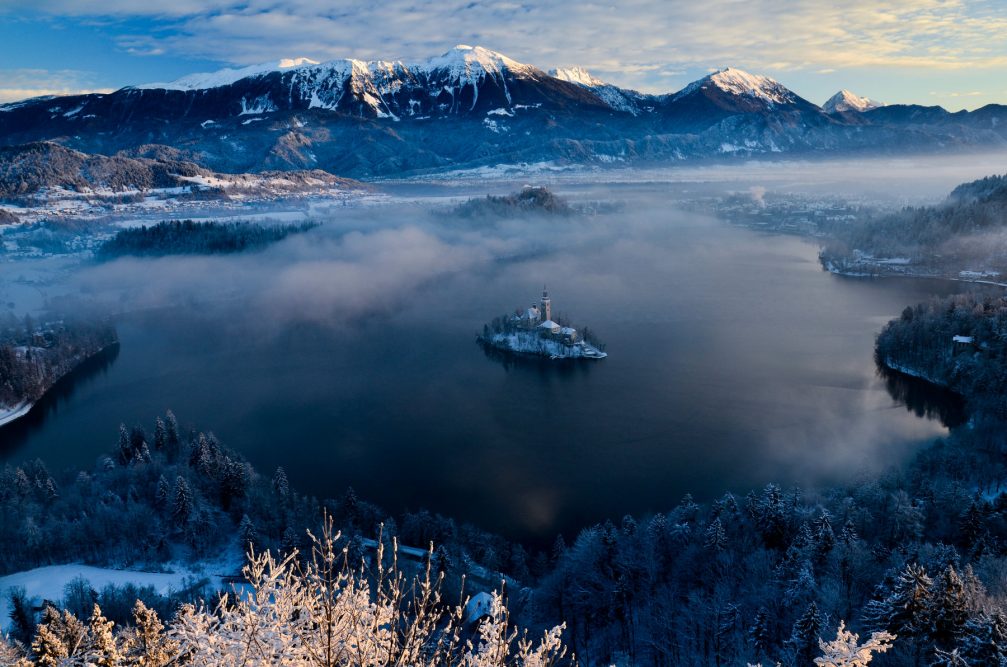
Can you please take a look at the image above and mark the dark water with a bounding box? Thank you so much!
[0,209,979,541]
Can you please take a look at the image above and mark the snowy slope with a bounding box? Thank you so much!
[550,67,606,87]
[138,58,320,91]
[549,66,645,115]
[673,67,799,106]
[823,89,884,113]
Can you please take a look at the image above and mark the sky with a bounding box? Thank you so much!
[0,0,1005,109]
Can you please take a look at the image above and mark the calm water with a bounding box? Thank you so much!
[0,203,978,541]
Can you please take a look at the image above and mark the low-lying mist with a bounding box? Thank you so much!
[5,155,1002,538]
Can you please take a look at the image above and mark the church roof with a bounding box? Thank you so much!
[538,319,560,329]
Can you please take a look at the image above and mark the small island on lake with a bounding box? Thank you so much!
[479,287,607,360]
[0,316,118,427]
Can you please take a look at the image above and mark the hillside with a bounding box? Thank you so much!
[0,142,366,202]
[821,173,1007,276]
[0,142,207,197]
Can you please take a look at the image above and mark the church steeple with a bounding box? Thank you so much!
[541,285,552,321]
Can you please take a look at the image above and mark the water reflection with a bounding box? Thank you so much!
[878,363,967,428]
[0,344,120,454]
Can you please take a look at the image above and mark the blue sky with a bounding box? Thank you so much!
[0,0,1005,109]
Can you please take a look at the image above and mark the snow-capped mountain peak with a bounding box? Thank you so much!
[417,45,534,81]
[823,89,884,113]
[137,58,320,91]
[675,67,797,105]
[549,67,606,87]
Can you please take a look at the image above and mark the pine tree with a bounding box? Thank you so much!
[960,610,1007,664]
[121,601,176,666]
[32,623,68,667]
[8,587,34,644]
[281,526,299,555]
[172,476,192,529]
[551,534,568,565]
[749,606,774,658]
[839,519,858,547]
[238,514,257,551]
[117,424,131,465]
[13,468,31,498]
[813,512,836,561]
[86,604,121,667]
[272,466,289,498]
[164,410,180,459]
[928,565,969,649]
[875,563,933,637]
[788,601,824,666]
[153,417,166,451]
[154,475,170,511]
[43,478,58,503]
[31,606,86,666]
[704,517,728,553]
[959,500,987,556]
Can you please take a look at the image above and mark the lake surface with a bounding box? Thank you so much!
[0,196,980,541]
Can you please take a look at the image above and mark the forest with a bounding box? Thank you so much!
[453,187,573,220]
[0,315,117,410]
[876,293,1007,421]
[94,220,319,259]
[821,174,1007,274]
[4,378,1007,665]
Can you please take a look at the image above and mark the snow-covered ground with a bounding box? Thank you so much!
[0,565,225,629]
[0,401,33,428]
[486,331,606,359]
[0,546,245,630]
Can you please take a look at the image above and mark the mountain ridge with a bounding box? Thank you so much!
[0,45,1004,178]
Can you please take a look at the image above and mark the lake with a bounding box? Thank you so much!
[0,191,980,542]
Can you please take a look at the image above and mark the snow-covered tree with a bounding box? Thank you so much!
[814,621,894,666]
[238,513,257,551]
[85,604,121,667]
[169,515,569,666]
[927,565,969,648]
[748,606,774,658]
[870,563,932,637]
[788,601,824,666]
[31,605,86,666]
[272,466,289,498]
[117,424,131,465]
[153,416,166,451]
[121,601,176,666]
[704,517,728,553]
[172,476,192,529]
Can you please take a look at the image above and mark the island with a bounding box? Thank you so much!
[0,316,118,427]
[479,288,607,360]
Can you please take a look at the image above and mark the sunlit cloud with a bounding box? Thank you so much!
[0,68,114,103]
[6,0,1006,94]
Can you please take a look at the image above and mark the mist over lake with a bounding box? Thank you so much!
[0,173,981,541]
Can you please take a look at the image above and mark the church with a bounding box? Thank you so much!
[515,287,579,344]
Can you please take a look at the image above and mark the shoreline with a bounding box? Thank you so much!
[477,334,607,361]
[0,401,34,429]
[0,340,119,431]
[823,260,1007,290]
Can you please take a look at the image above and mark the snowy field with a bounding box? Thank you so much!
[0,556,242,630]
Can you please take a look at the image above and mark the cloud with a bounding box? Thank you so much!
[9,0,1007,93]
[0,68,114,103]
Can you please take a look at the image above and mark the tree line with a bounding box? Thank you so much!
[94,219,319,259]
[0,315,117,408]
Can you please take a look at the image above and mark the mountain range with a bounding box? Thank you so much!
[1,45,1004,178]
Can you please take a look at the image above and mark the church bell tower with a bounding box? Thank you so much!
[541,286,552,321]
